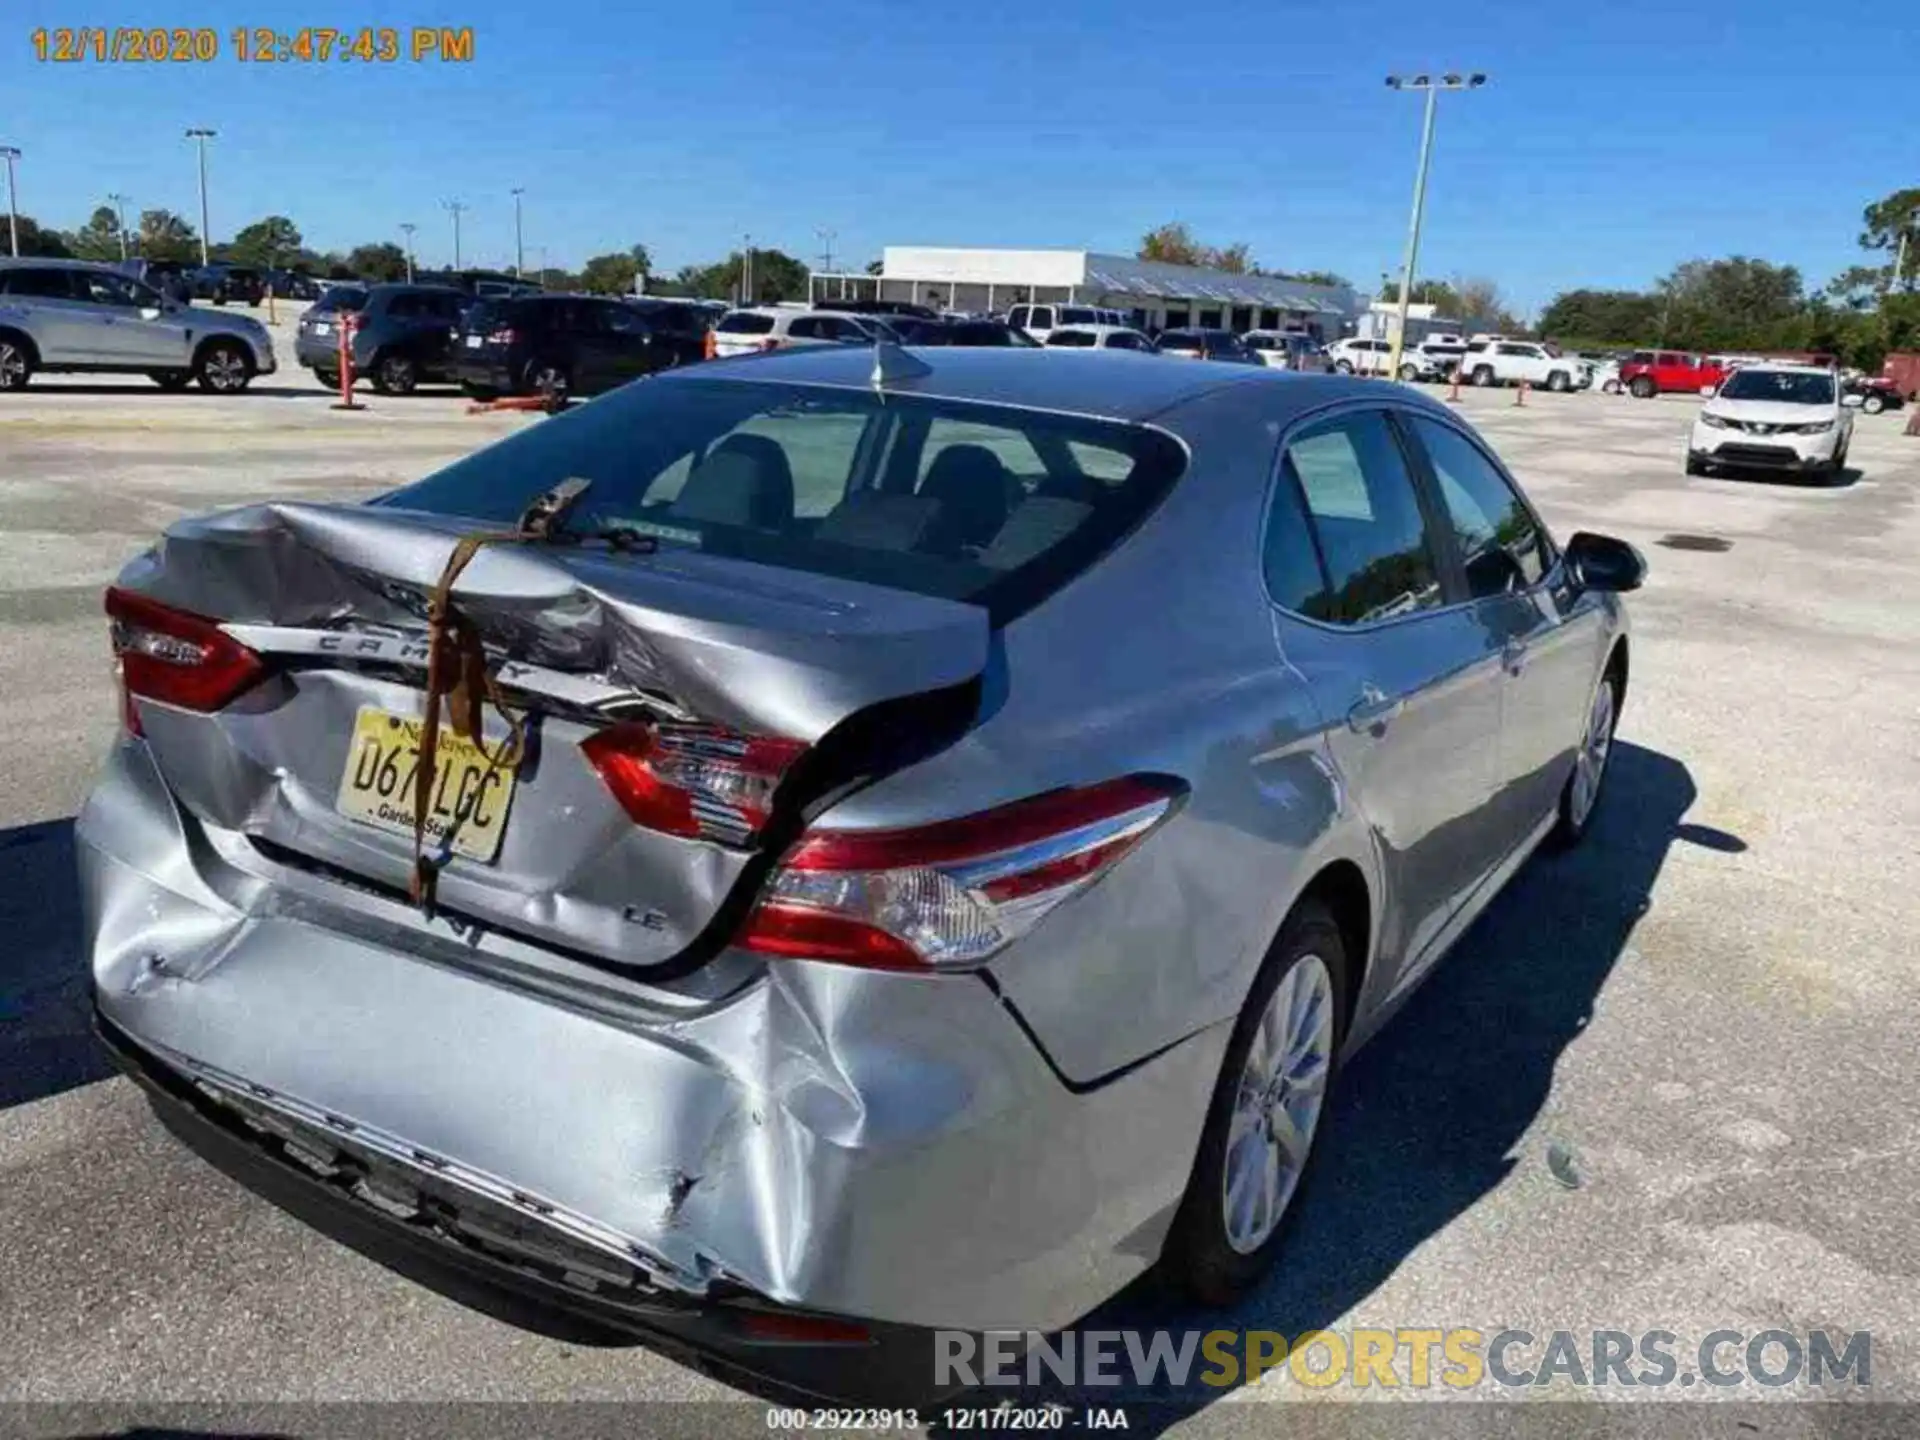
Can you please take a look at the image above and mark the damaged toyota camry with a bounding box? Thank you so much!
[77,344,1644,1398]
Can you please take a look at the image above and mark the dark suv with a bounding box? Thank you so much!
[622,297,714,368]
[455,294,678,399]
[190,264,266,307]
[294,283,470,394]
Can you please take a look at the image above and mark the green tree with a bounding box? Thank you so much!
[580,251,640,294]
[1538,289,1664,344]
[67,205,125,261]
[1278,270,1351,288]
[7,215,75,258]
[137,209,199,263]
[1378,278,1464,313]
[1138,222,1204,266]
[677,248,810,303]
[629,243,652,283]
[228,215,303,266]
[1207,241,1253,274]
[345,242,408,281]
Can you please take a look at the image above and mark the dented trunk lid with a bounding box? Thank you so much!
[118,501,990,969]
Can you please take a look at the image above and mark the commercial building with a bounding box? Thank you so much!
[810,247,1361,338]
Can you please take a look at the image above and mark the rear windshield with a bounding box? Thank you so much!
[378,379,1187,621]
[313,285,369,314]
[717,312,776,335]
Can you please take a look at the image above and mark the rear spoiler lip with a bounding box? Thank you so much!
[220,621,697,722]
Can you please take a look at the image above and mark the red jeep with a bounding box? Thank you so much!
[1619,349,1727,398]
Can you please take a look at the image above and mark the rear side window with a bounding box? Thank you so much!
[1031,307,1054,329]
[1278,413,1443,625]
[1107,333,1147,351]
[1060,307,1096,325]
[718,312,776,335]
[1007,306,1029,328]
[380,381,1185,622]
[2,268,77,299]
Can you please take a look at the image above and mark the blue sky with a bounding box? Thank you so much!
[6,0,1914,313]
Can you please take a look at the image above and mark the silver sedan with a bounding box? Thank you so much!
[77,345,1643,1396]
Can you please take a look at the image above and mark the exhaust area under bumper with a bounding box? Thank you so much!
[77,739,1227,1341]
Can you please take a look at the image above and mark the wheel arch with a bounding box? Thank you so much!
[1269,857,1374,1038]
[0,325,42,366]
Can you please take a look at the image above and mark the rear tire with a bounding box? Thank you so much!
[194,339,254,393]
[313,368,341,391]
[1162,901,1347,1306]
[371,352,418,396]
[523,358,570,400]
[1334,360,1354,375]
[1630,376,1656,399]
[1549,668,1620,849]
[0,334,34,391]
[1861,393,1885,415]
[1398,362,1419,382]
[148,370,193,392]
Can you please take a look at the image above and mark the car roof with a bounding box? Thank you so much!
[665,344,1406,423]
[1727,363,1834,376]
[1050,324,1139,336]
[0,257,126,273]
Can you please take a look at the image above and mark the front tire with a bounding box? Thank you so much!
[194,340,254,393]
[1398,362,1420,382]
[1546,370,1571,393]
[1550,668,1621,849]
[313,368,341,391]
[1334,360,1354,375]
[1162,901,1347,1306]
[1861,393,1885,415]
[523,358,570,400]
[1471,364,1496,387]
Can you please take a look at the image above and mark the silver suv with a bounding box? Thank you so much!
[0,258,276,393]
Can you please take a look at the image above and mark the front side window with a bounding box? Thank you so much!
[379,381,1185,619]
[1031,307,1054,329]
[1047,329,1096,348]
[1279,412,1444,625]
[1107,332,1146,351]
[75,271,149,307]
[1410,417,1547,597]
[786,316,827,339]
[1007,306,1029,329]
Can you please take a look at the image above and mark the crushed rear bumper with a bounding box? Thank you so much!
[77,738,1224,1363]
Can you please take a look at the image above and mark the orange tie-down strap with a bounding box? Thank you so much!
[408,530,535,915]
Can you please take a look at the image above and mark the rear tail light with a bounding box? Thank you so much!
[581,721,807,847]
[106,586,264,732]
[738,775,1184,971]
[486,327,517,345]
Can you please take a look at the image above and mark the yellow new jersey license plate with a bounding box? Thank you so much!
[334,706,519,862]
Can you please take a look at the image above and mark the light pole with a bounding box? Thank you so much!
[442,199,467,270]
[742,233,754,305]
[399,223,417,282]
[107,192,131,259]
[0,146,21,258]
[511,188,525,278]
[1384,73,1484,380]
[184,128,215,266]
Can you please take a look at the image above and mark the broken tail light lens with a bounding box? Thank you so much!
[739,775,1185,971]
[581,721,807,847]
[106,586,265,731]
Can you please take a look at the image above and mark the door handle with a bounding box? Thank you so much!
[1502,638,1529,675]
[1346,684,1404,734]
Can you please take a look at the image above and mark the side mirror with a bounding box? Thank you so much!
[1565,531,1646,594]
[1699,384,1717,397]
[1841,394,1864,408]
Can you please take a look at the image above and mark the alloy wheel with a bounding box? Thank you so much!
[202,346,249,392]
[0,342,27,389]
[1221,953,1334,1255]
[1569,678,1617,829]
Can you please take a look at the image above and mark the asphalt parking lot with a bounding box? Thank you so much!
[2,373,1917,1420]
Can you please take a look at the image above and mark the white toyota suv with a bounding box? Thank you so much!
[1458,339,1583,392]
[0,258,276,392]
[1687,364,1853,480]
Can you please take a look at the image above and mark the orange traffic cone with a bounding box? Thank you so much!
[703,327,717,362]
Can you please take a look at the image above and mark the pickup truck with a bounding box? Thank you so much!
[1458,340,1584,392]
[1618,349,1726,399]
